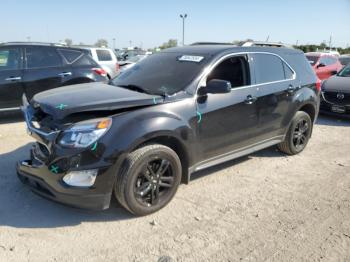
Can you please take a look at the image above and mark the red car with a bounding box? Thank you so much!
[305,52,343,80]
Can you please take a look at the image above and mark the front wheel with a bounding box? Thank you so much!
[114,144,182,216]
[278,111,312,155]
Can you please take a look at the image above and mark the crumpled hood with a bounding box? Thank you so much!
[323,76,350,92]
[32,82,163,120]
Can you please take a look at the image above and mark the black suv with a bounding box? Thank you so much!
[0,42,108,111]
[17,45,320,216]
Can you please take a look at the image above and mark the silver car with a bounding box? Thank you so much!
[77,47,119,79]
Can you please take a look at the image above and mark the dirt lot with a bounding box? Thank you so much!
[0,113,349,262]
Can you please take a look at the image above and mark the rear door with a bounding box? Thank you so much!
[22,46,70,100]
[0,46,23,109]
[252,53,297,140]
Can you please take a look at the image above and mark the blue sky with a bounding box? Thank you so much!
[1,0,349,48]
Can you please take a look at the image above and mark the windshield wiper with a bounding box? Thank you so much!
[116,84,150,94]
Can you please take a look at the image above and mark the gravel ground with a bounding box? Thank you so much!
[0,113,349,262]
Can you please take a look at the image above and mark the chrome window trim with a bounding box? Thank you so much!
[0,107,20,112]
[195,51,297,94]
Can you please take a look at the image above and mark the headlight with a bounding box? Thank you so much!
[59,118,112,148]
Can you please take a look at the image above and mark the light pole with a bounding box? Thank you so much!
[180,14,187,46]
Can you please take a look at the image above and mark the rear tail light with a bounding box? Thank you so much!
[92,68,107,77]
[116,63,120,71]
[316,78,322,92]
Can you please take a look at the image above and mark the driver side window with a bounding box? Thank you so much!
[207,55,250,88]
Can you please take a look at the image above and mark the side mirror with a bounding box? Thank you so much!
[198,79,231,96]
[331,70,338,75]
[317,63,326,68]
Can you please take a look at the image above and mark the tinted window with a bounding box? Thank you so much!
[96,50,112,61]
[306,55,319,65]
[207,56,250,88]
[319,57,328,65]
[339,57,350,66]
[58,49,83,63]
[26,47,62,68]
[0,48,21,71]
[254,54,286,83]
[283,62,294,79]
[112,52,208,95]
[72,54,97,66]
[338,65,350,77]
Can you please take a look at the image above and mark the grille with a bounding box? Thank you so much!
[323,91,350,105]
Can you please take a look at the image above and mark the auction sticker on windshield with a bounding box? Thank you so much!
[178,55,204,63]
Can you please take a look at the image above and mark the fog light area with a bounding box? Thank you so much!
[63,170,98,187]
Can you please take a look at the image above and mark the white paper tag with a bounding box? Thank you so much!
[178,55,204,63]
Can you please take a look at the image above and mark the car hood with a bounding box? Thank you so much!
[32,82,163,120]
[323,76,350,92]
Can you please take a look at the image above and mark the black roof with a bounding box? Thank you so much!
[162,45,302,56]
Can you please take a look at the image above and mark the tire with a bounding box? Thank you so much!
[114,144,182,216]
[278,111,312,155]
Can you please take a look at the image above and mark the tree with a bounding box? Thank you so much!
[159,39,178,50]
[95,39,108,48]
[64,38,73,46]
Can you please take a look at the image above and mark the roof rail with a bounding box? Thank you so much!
[191,42,235,46]
[0,42,67,47]
[239,41,292,48]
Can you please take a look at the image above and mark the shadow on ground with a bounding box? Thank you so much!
[316,114,350,127]
[0,111,24,125]
[0,143,133,229]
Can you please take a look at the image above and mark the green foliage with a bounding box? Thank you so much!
[159,39,178,50]
[95,39,109,48]
[64,38,73,46]
[294,43,350,54]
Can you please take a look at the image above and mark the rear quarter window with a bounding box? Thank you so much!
[72,54,97,67]
[96,50,113,61]
[58,49,83,63]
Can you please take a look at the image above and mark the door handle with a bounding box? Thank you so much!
[58,72,72,77]
[286,85,296,94]
[244,95,257,105]
[5,76,21,81]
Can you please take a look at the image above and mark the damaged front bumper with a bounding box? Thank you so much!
[17,97,116,210]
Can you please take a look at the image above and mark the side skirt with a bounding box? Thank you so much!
[187,136,284,181]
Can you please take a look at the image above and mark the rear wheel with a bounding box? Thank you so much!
[114,144,182,216]
[278,111,312,155]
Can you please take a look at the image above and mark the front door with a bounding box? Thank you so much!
[195,55,259,161]
[0,47,23,109]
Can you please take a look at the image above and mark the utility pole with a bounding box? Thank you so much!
[180,14,187,46]
[329,35,332,51]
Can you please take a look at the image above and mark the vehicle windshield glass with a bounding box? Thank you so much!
[127,55,145,63]
[339,57,350,66]
[306,55,319,65]
[111,52,208,95]
[338,64,350,77]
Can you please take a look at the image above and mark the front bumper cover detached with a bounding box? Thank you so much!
[17,96,113,210]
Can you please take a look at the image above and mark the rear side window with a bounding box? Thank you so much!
[58,49,83,63]
[0,48,21,71]
[253,53,292,84]
[96,49,112,61]
[26,47,62,69]
[72,54,97,67]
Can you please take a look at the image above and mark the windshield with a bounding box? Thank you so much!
[111,52,208,95]
[339,57,350,66]
[306,55,319,65]
[338,64,350,77]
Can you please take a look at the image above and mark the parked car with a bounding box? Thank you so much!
[305,52,343,80]
[17,45,320,216]
[339,55,350,66]
[76,46,119,79]
[320,64,350,117]
[118,55,148,72]
[116,48,146,61]
[0,42,108,112]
